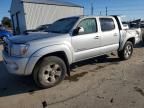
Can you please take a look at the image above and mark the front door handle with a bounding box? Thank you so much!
[94,36,99,39]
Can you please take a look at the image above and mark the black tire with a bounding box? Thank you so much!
[142,36,144,43]
[33,56,67,88]
[118,41,133,60]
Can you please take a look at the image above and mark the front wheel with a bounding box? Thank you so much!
[33,56,67,88]
[118,41,133,60]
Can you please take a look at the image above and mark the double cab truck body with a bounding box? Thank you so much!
[2,16,141,88]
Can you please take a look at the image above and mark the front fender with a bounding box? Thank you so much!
[24,44,73,75]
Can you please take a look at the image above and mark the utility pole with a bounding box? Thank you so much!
[89,0,94,15]
[105,6,108,16]
[99,11,102,16]
[91,3,94,15]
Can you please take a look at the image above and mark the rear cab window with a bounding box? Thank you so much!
[100,18,115,32]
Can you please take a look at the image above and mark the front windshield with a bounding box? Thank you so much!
[45,17,79,33]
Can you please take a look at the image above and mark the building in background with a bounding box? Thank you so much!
[10,0,84,34]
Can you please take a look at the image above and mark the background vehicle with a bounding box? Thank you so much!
[2,16,141,88]
[0,25,13,41]
[128,23,142,42]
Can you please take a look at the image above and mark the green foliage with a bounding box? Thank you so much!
[1,17,12,28]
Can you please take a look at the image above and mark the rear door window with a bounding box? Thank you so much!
[100,18,115,32]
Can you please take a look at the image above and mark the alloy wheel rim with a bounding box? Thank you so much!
[41,63,62,84]
[124,45,132,58]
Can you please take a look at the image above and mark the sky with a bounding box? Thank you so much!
[0,0,144,22]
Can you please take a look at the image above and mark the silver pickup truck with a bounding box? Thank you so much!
[2,16,141,88]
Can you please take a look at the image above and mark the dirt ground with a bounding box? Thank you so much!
[0,43,144,108]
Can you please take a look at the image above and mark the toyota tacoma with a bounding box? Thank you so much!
[2,16,141,88]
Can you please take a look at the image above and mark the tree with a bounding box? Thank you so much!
[1,17,12,28]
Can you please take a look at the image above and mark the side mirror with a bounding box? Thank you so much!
[72,27,85,36]
[78,27,84,34]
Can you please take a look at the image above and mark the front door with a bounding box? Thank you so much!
[72,18,101,62]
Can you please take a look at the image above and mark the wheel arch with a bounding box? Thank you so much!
[33,51,71,76]
[119,37,135,51]
[24,45,73,76]
[127,37,135,45]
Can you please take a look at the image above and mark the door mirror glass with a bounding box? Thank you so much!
[78,27,85,34]
[72,27,84,36]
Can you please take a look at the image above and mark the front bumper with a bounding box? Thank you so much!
[2,51,29,75]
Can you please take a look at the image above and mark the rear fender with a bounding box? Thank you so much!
[119,36,135,51]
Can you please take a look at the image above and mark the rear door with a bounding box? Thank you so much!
[99,17,120,53]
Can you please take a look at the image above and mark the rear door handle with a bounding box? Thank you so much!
[114,33,118,36]
[94,36,99,39]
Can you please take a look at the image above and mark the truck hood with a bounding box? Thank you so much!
[9,32,66,44]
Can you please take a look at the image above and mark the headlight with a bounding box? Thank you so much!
[10,44,29,57]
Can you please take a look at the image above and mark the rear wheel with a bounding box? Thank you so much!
[142,35,144,43]
[33,56,67,88]
[118,41,133,60]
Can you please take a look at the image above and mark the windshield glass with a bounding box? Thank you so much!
[45,17,79,33]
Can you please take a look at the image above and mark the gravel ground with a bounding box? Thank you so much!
[0,43,144,108]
